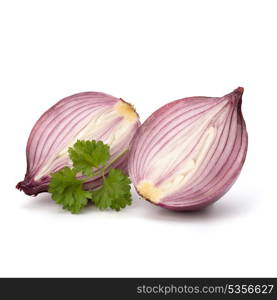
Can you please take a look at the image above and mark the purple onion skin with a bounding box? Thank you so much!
[128,88,248,211]
[17,176,48,196]
[17,92,140,196]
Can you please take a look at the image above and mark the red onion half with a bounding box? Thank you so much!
[17,92,140,196]
[128,88,248,210]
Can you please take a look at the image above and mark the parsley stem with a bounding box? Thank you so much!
[79,149,129,182]
[93,149,129,178]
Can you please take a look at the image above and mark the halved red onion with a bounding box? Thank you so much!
[17,92,140,196]
[128,88,248,210]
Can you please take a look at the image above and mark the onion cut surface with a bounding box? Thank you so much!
[128,88,248,210]
[17,92,140,196]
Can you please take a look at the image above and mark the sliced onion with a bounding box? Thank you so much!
[17,92,140,195]
[128,88,248,210]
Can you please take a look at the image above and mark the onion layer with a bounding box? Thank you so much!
[128,88,248,210]
[17,92,140,196]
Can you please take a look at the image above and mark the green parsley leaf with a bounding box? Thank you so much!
[92,169,132,211]
[49,167,92,214]
[68,140,110,177]
[48,140,132,214]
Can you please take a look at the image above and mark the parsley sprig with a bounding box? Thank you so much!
[48,140,132,214]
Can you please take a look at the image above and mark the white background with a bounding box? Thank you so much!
[0,0,276,277]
